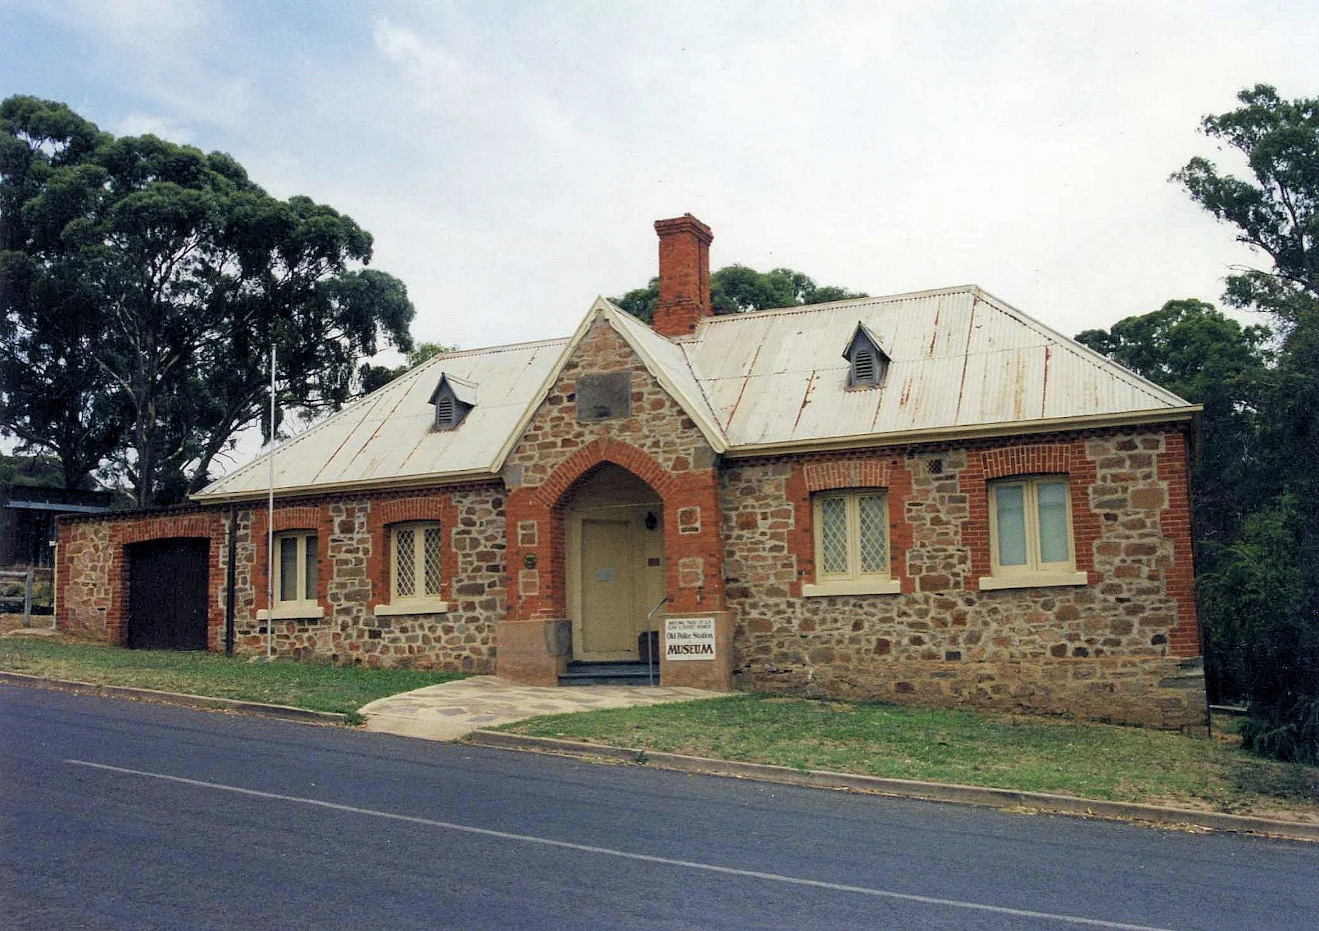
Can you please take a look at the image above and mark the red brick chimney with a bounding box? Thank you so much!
[652,214,713,338]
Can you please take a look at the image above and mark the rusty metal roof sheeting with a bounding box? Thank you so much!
[680,285,1191,447]
[194,285,1193,501]
[194,338,568,500]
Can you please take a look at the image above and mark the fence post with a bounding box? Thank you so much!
[23,569,33,628]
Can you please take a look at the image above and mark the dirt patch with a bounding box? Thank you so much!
[0,614,95,644]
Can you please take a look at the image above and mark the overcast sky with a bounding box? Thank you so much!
[4,0,1318,356]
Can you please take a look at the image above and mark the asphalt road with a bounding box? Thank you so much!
[2,686,1316,930]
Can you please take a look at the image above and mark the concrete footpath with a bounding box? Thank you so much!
[359,675,720,740]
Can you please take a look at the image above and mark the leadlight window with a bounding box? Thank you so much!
[392,522,444,601]
[813,490,891,583]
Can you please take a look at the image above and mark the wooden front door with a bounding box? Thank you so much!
[572,505,664,662]
[126,538,210,651]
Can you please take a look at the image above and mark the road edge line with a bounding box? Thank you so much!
[0,670,349,725]
[465,730,1319,843]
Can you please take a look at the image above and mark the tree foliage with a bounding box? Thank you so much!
[0,96,415,506]
[1168,85,1319,759]
[613,264,867,324]
[1174,84,1319,323]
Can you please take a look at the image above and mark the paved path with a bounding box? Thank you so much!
[359,675,720,740]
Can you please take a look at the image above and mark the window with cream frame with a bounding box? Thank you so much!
[273,531,318,607]
[982,475,1087,590]
[803,489,901,596]
[384,521,447,613]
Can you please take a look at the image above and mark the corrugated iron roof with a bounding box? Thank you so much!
[680,285,1190,449]
[195,337,567,500]
[194,285,1195,502]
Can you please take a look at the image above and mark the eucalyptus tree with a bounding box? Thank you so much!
[1,96,415,506]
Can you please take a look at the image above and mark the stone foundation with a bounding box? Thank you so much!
[737,655,1206,732]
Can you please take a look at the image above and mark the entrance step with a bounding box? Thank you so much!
[559,661,660,687]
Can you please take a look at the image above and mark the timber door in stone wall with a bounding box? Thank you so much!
[126,538,209,651]
[564,464,665,662]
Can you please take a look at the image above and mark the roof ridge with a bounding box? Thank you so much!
[417,335,570,361]
[695,284,982,325]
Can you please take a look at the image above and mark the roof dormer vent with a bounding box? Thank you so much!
[842,322,889,389]
[428,373,478,431]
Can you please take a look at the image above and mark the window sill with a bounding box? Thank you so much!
[257,604,326,621]
[802,578,903,597]
[375,599,451,617]
[977,571,1088,591]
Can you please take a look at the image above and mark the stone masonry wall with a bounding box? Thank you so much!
[60,484,504,673]
[231,485,504,671]
[57,509,228,649]
[58,519,114,639]
[721,428,1206,730]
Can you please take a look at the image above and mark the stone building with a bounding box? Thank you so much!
[57,215,1207,728]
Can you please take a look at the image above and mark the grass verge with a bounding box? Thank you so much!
[0,638,463,718]
[501,694,1319,822]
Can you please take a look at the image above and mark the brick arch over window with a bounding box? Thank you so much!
[249,504,332,613]
[961,440,1097,583]
[803,458,892,493]
[787,454,915,595]
[505,438,724,621]
[366,494,458,610]
[980,444,1072,480]
[270,506,321,533]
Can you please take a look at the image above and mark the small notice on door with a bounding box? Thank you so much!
[665,617,716,661]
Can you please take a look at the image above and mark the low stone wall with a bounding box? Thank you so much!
[737,655,1205,731]
[58,520,114,639]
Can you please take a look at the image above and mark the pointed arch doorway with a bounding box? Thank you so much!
[563,463,665,662]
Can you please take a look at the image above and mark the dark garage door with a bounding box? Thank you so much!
[127,538,210,651]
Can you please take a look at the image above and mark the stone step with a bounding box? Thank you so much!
[559,661,660,687]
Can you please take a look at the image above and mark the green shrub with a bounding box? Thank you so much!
[1201,496,1319,764]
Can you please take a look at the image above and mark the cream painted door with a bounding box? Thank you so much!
[574,506,665,662]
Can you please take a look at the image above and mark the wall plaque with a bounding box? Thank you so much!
[665,616,716,661]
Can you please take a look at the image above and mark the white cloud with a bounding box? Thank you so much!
[114,112,193,142]
[372,18,471,108]
[6,0,1317,352]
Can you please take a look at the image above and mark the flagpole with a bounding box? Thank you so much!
[266,345,276,659]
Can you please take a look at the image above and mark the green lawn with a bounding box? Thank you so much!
[0,638,463,718]
[502,694,1319,821]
